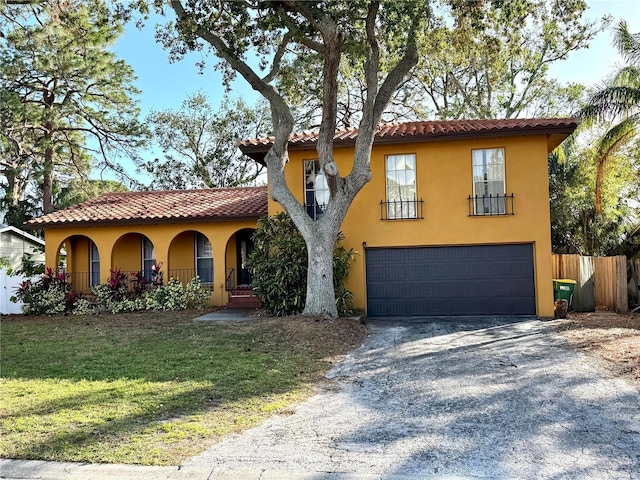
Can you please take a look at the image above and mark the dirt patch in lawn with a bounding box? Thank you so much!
[223,313,369,382]
[555,311,640,390]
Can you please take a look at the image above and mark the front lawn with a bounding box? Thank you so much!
[0,311,366,465]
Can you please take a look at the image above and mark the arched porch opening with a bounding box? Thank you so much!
[225,228,256,289]
[167,230,214,287]
[111,232,157,286]
[56,234,100,293]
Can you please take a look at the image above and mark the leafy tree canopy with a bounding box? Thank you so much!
[140,93,271,190]
[55,179,129,210]
[281,0,606,127]
[550,133,639,256]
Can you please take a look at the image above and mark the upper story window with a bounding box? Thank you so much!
[385,153,417,219]
[89,240,100,286]
[195,233,213,284]
[304,160,329,220]
[472,148,506,215]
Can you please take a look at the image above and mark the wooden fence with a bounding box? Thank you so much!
[552,254,635,313]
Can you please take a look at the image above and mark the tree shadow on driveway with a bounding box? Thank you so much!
[329,317,640,478]
[186,317,640,479]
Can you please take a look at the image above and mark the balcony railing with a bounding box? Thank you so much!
[380,198,424,220]
[468,194,515,216]
[62,268,214,294]
[225,268,236,291]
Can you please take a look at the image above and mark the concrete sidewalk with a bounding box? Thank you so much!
[193,308,256,321]
[0,459,416,480]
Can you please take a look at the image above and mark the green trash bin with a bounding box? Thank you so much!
[553,279,577,311]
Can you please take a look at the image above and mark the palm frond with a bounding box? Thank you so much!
[581,85,640,120]
[613,21,640,67]
[592,117,638,213]
[610,65,640,89]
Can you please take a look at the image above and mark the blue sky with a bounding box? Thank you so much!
[114,0,640,116]
[108,0,640,183]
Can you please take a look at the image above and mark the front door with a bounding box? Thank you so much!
[236,230,254,286]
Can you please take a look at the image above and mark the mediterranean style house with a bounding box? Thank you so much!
[240,118,578,318]
[25,187,266,307]
[26,117,578,318]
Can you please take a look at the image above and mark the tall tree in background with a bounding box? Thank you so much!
[0,0,148,215]
[290,0,603,128]
[142,0,429,319]
[55,179,129,210]
[140,94,270,190]
[580,20,640,214]
[404,0,603,120]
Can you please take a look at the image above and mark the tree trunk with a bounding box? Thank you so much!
[42,145,54,214]
[2,169,19,206]
[302,228,339,319]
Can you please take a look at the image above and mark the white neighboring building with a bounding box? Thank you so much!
[0,226,45,315]
[0,226,45,269]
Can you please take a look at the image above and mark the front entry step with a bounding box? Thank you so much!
[227,286,262,309]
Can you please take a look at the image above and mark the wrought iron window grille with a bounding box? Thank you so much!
[380,198,424,220]
[468,193,515,216]
[304,203,327,221]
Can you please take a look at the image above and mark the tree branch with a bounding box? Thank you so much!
[261,31,292,83]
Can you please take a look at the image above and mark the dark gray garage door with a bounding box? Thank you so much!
[366,244,536,317]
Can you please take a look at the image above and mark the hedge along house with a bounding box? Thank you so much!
[240,118,579,319]
[25,186,267,306]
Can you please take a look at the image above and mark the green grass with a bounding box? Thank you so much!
[0,311,364,465]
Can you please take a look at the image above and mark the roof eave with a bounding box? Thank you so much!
[1,225,46,245]
[240,123,580,156]
[24,214,265,230]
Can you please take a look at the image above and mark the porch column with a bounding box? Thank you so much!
[211,237,227,307]
[149,234,171,284]
[43,229,63,270]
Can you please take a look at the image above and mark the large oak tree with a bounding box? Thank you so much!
[141,0,429,319]
[285,0,604,129]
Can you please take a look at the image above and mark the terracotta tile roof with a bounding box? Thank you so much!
[240,118,579,159]
[26,186,268,228]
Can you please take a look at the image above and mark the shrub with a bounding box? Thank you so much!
[248,212,355,317]
[185,276,210,309]
[13,263,208,315]
[72,297,94,316]
[144,278,187,311]
[12,268,74,315]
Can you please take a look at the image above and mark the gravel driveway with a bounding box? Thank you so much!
[186,317,640,478]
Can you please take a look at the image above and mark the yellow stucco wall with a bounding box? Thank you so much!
[169,231,196,271]
[111,233,143,273]
[68,236,90,273]
[44,220,257,306]
[225,234,237,281]
[269,135,555,318]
